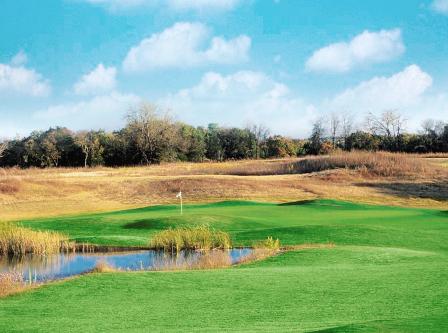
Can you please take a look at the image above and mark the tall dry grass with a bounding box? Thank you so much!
[227,151,442,178]
[0,271,26,297]
[0,226,72,256]
[149,225,231,252]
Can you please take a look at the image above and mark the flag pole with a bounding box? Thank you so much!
[180,194,183,215]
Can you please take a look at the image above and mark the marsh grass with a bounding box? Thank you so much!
[0,271,26,297]
[0,225,73,256]
[91,260,116,273]
[254,236,281,250]
[149,225,231,252]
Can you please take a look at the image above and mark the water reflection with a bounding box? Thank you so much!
[0,248,253,283]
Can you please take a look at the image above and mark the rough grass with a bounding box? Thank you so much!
[149,225,231,252]
[1,153,446,221]
[0,225,72,256]
[227,151,442,177]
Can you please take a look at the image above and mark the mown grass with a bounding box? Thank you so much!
[17,199,448,252]
[0,247,447,332]
[2,200,448,331]
[0,225,72,256]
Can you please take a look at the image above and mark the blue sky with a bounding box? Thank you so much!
[1,0,448,137]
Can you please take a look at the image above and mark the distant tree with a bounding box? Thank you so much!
[248,124,270,159]
[340,112,354,150]
[177,124,206,162]
[0,141,7,160]
[329,113,340,149]
[365,110,406,151]
[205,123,223,161]
[308,118,326,155]
[265,135,297,158]
[75,131,105,167]
[126,103,179,164]
[41,131,61,167]
[345,131,379,151]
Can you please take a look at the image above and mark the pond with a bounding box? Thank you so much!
[0,248,253,283]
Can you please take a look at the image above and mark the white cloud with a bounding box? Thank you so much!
[431,0,448,14]
[122,22,250,72]
[81,0,242,11]
[0,62,51,97]
[33,92,141,130]
[161,71,317,136]
[328,65,432,112]
[73,63,117,95]
[306,29,405,73]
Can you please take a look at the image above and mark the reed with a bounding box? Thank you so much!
[149,225,232,252]
[0,225,72,257]
[254,236,281,250]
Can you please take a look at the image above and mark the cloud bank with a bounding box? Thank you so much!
[306,29,405,73]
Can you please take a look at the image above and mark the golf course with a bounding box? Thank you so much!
[1,196,448,332]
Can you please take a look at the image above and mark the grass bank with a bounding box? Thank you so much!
[17,199,448,252]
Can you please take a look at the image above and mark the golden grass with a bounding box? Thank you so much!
[0,271,27,297]
[91,260,117,273]
[0,152,447,221]
[0,226,72,256]
[149,225,231,252]
[226,151,442,178]
[253,236,281,250]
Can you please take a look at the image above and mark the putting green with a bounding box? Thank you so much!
[1,200,448,332]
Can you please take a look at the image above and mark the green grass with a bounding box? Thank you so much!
[1,199,448,332]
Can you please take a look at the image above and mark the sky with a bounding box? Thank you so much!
[1,0,448,138]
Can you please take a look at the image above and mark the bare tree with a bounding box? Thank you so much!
[421,119,445,136]
[366,110,406,138]
[340,112,354,149]
[0,141,7,160]
[248,123,270,159]
[126,103,179,164]
[329,113,340,149]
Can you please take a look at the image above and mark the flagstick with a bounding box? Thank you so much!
[180,195,183,215]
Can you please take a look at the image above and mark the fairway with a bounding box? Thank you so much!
[1,200,448,332]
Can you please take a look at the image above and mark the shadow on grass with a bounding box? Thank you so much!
[122,219,168,230]
[278,200,317,206]
[356,181,448,201]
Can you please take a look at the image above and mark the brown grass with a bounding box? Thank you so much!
[226,151,442,178]
[0,152,446,221]
[0,271,27,297]
[91,260,117,273]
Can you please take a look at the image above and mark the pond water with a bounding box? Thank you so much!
[0,248,253,283]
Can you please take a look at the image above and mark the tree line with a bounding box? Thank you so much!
[1,104,448,168]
